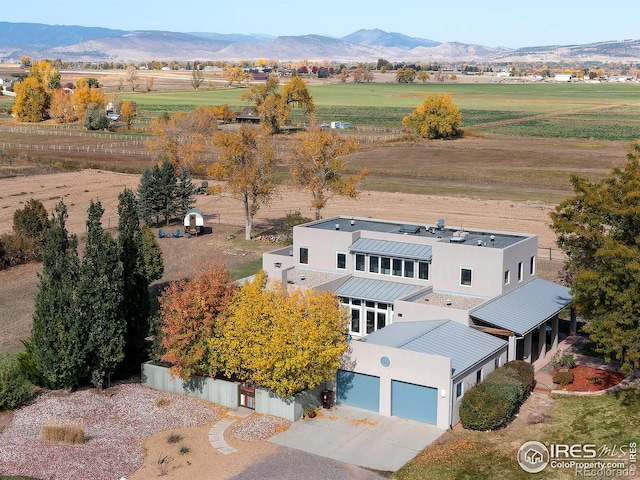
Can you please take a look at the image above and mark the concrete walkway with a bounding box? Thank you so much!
[208,407,254,455]
[269,405,445,472]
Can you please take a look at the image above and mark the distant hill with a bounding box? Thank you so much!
[0,22,638,63]
[341,29,440,49]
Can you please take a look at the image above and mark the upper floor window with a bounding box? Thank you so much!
[418,261,429,280]
[504,270,510,285]
[404,261,414,278]
[336,252,346,270]
[530,255,536,275]
[355,254,365,271]
[518,261,523,282]
[300,247,309,264]
[460,267,472,286]
[369,255,379,273]
[392,259,403,276]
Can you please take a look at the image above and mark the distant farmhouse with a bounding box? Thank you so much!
[263,215,573,429]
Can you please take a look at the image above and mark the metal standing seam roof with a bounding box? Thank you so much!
[469,278,572,336]
[335,277,425,304]
[349,238,433,261]
[363,320,508,378]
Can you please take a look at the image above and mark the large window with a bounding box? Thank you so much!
[343,298,391,336]
[355,254,365,271]
[381,257,391,275]
[369,255,379,273]
[351,309,360,333]
[418,261,429,280]
[460,267,472,286]
[336,252,346,270]
[300,247,308,264]
[404,261,414,278]
[392,259,403,277]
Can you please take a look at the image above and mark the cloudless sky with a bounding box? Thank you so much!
[2,0,638,48]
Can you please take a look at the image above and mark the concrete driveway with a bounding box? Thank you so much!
[269,405,445,472]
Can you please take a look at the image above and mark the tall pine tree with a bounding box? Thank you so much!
[158,160,177,226]
[176,165,197,218]
[31,201,87,390]
[77,201,125,388]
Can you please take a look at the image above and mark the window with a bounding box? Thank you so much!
[366,311,375,334]
[476,369,482,384]
[460,267,472,286]
[369,255,379,273]
[518,261,523,282]
[376,312,386,330]
[504,270,510,285]
[336,252,346,270]
[495,357,500,369]
[392,259,403,276]
[381,257,391,275]
[299,247,308,264]
[404,261,414,278]
[350,309,360,333]
[418,261,429,280]
[456,382,463,398]
[530,255,536,275]
[355,254,365,271]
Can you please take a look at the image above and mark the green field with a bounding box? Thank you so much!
[120,82,640,140]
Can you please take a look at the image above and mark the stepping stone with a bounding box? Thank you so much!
[218,446,238,455]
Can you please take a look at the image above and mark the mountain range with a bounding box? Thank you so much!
[1,22,639,63]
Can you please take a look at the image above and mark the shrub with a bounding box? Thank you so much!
[167,433,182,444]
[41,419,85,444]
[17,339,54,389]
[483,369,524,418]
[553,371,574,386]
[459,384,509,431]
[503,360,536,394]
[0,351,33,410]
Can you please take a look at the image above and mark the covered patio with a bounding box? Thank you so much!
[469,278,574,364]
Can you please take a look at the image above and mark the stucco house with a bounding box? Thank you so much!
[262,215,573,428]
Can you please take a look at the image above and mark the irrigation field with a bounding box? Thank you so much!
[118,82,640,141]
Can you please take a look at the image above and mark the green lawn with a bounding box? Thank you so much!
[396,387,640,480]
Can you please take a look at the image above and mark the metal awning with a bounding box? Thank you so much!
[470,278,572,336]
[335,277,424,304]
[349,238,432,261]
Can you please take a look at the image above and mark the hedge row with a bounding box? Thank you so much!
[459,360,535,431]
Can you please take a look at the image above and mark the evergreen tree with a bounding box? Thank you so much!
[30,201,87,390]
[118,189,151,371]
[137,167,157,225]
[78,201,125,388]
[140,225,164,283]
[158,160,178,226]
[176,165,197,217]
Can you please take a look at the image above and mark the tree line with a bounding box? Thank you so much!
[21,190,164,390]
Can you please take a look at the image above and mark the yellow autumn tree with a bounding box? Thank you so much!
[207,124,277,240]
[223,66,251,86]
[241,74,314,134]
[402,93,462,139]
[119,100,137,129]
[289,123,368,220]
[48,88,77,123]
[147,106,218,169]
[12,76,48,122]
[12,60,60,122]
[218,271,349,398]
[72,78,108,122]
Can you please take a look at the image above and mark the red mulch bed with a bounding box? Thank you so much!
[555,365,627,392]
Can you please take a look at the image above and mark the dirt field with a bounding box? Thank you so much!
[0,168,564,353]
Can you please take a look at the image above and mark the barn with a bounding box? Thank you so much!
[183,209,205,235]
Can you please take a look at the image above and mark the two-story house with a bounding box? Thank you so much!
[263,215,572,428]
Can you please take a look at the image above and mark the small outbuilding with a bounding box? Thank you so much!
[184,209,205,235]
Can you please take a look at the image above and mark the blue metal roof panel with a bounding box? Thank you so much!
[470,278,572,336]
[363,320,507,377]
[349,238,432,261]
[335,277,424,303]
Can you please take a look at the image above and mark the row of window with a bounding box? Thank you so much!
[504,256,536,286]
[338,252,430,280]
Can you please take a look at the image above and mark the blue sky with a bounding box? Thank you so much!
[2,0,638,48]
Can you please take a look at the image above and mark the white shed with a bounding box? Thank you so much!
[183,209,205,235]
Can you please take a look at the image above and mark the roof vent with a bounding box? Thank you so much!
[350,219,355,226]
[436,219,445,230]
[335,223,340,230]
[450,237,466,243]
[399,224,421,234]
[490,235,495,242]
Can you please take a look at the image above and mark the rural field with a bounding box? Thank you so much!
[0,71,639,479]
